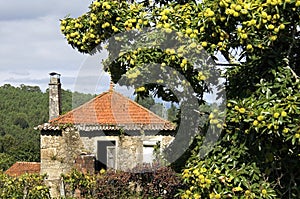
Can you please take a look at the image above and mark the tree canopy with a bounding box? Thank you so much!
[0,84,95,171]
[61,0,300,198]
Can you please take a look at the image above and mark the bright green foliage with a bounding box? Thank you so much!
[182,135,277,199]
[62,169,97,197]
[0,172,50,198]
[60,0,300,198]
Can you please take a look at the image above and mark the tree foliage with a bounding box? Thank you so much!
[61,0,300,198]
[0,172,50,198]
[0,84,95,171]
[167,103,179,122]
[135,94,155,109]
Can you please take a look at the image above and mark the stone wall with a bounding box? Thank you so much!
[41,127,85,197]
[118,135,143,171]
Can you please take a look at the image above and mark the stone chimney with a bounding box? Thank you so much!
[49,72,61,120]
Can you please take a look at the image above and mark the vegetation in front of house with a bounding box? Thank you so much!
[61,165,183,199]
[0,166,182,199]
[0,171,50,198]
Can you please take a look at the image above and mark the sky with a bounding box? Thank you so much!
[0,0,112,94]
[0,0,226,105]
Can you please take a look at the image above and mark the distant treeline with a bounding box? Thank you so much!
[0,84,95,171]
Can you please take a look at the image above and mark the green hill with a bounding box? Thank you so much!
[0,84,95,170]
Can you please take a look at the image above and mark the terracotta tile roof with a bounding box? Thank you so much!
[5,162,40,177]
[49,90,176,131]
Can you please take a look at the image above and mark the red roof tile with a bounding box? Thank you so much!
[50,90,176,131]
[5,162,40,177]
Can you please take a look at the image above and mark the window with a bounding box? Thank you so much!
[97,141,116,169]
[143,145,155,164]
[142,140,160,164]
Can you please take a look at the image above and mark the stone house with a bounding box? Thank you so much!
[36,73,176,197]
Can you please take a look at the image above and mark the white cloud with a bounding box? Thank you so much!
[0,0,107,93]
[0,0,91,21]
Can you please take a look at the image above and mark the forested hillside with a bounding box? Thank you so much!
[0,84,95,171]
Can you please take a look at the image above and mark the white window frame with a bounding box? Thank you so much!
[106,146,116,169]
[95,137,118,170]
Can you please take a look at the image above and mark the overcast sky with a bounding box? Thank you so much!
[0,0,112,93]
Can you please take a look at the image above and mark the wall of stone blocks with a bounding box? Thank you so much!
[41,127,85,198]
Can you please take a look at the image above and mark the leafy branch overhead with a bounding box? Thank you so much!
[60,0,299,63]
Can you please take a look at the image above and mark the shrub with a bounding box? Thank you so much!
[179,135,277,199]
[0,172,50,199]
[62,165,183,198]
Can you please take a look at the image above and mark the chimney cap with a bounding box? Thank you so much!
[109,81,115,92]
[49,72,60,77]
